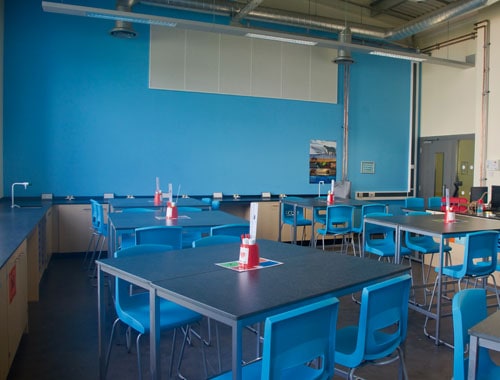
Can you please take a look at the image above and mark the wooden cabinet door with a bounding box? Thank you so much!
[0,264,8,380]
[57,204,93,253]
[6,241,28,369]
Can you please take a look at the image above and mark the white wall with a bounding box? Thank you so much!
[420,2,500,187]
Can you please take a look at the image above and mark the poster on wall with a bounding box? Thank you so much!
[309,139,337,184]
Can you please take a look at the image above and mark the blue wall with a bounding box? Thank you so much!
[3,0,411,197]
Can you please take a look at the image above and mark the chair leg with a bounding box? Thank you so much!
[104,318,120,377]
[396,345,409,380]
[136,333,143,380]
[83,230,97,268]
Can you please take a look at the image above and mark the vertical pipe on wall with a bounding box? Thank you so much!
[334,27,354,182]
[475,20,490,186]
[342,64,351,182]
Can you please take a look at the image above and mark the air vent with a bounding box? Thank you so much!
[110,20,137,38]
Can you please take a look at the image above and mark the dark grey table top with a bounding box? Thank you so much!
[281,196,368,208]
[149,240,410,322]
[108,210,249,230]
[469,311,500,344]
[108,197,210,210]
[365,213,500,236]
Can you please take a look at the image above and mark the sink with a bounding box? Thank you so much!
[14,203,43,209]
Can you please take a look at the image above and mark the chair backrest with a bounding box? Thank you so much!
[121,207,155,213]
[459,231,499,278]
[135,226,183,250]
[355,274,411,361]
[90,199,99,229]
[177,207,203,213]
[260,297,339,379]
[405,197,424,209]
[114,244,173,319]
[91,199,107,234]
[210,223,249,237]
[452,288,488,380]
[281,197,307,221]
[355,203,387,230]
[363,212,394,248]
[192,235,240,247]
[324,205,354,234]
[427,196,442,209]
[404,211,436,248]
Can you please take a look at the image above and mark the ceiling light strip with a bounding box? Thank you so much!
[42,1,177,27]
[245,33,317,46]
[87,12,177,27]
[369,51,426,62]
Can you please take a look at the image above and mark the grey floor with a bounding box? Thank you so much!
[7,249,471,380]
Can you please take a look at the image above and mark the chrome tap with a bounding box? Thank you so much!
[11,182,30,208]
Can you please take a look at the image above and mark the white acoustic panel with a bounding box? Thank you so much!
[220,34,252,95]
[311,48,338,103]
[282,44,311,101]
[150,26,338,103]
[251,39,282,98]
[149,28,186,90]
[185,30,219,92]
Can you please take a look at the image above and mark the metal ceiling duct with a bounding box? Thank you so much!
[334,28,354,64]
[141,0,488,43]
[110,0,139,38]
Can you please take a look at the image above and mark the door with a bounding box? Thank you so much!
[418,135,474,200]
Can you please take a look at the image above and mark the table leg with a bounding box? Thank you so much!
[232,323,243,380]
[394,225,401,264]
[278,201,282,243]
[293,204,298,245]
[150,289,161,380]
[468,335,479,380]
[434,237,444,345]
[97,263,106,380]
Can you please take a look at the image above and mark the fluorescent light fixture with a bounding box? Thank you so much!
[369,50,426,62]
[42,1,177,27]
[245,33,317,46]
[87,12,176,27]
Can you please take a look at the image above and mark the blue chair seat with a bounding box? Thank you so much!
[405,235,452,254]
[118,292,201,334]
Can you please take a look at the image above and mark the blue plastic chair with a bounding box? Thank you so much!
[210,223,249,237]
[135,226,183,250]
[177,207,205,248]
[192,235,240,247]
[316,205,355,253]
[363,213,412,263]
[452,288,500,380]
[105,244,204,379]
[280,197,313,244]
[404,197,425,210]
[85,199,108,272]
[335,274,412,380]
[212,297,339,380]
[313,197,327,227]
[119,208,157,249]
[427,231,500,309]
[404,211,452,305]
[84,199,101,268]
[352,203,387,252]
[427,196,442,209]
